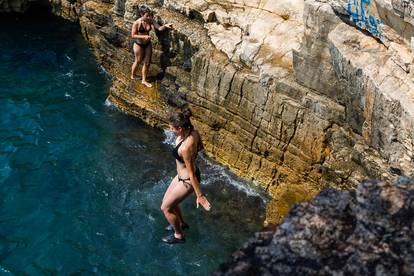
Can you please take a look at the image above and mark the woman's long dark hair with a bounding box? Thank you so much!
[169,108,193,130]
[138,4,152,17]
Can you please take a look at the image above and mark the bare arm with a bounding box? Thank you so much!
[182,138,211,211]
[182,142,202,197]
[152,20,173,31]
[131,20,151,39]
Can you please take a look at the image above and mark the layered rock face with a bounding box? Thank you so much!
[213,177,414,275]
[6,0,413,223]
[71,0,341,223]
[294,0,414,182]
[76,0,413,223]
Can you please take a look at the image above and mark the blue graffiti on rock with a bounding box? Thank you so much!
[347,0,384,41]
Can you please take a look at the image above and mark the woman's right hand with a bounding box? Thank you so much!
[196,195,211,211]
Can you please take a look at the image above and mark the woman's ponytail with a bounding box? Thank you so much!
[182,107,192,120]
[169,107,193,130]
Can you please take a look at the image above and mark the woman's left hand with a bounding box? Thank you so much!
[164,23,173,29]
[196,195,211,211]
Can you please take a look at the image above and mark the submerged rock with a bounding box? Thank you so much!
[213,177,414,275]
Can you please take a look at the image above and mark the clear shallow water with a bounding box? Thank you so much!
[0,10,265,275]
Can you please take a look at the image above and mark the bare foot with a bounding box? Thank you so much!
[142,80,153,88]
[130,75,135,80]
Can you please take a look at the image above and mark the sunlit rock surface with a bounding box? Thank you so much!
[213,177,414,275]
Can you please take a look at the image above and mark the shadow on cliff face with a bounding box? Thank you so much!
[1,0,52,16]
[0,0,55,22]
[213,176,414,275]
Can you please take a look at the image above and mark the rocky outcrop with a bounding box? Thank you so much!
[5,0,413,223]
[0,0,36,12]
[0,0,79,19]
[73,0,343,224]
[295,0,414,181]
[49,0,80,21]
[213,177,414,275]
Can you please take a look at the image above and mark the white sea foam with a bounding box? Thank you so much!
[84,104,97,115]
[200,154,265,199]
[64,92,73,99]
[63,71,73,78]
[64,54,72,62]
[163,129,176,146]
[98,65,111,79]
[186,260,202,267]
[104,98,114,107]
[104,98,118,111]
[0,265,13,275]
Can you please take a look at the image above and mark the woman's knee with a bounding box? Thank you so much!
[160,203,172,213]
[143,50,152,64]
[133,50,143,61]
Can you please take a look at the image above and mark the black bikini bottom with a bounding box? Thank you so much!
[178,167,201,189]
[134,41,151,49]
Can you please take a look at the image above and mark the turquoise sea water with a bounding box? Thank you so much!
[0,10,265,275]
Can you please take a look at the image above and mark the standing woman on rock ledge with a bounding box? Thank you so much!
[161,108,211,244]
[130,5,172,87]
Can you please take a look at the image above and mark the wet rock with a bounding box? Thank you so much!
[213,177,414,275]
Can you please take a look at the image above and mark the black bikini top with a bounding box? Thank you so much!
[172,139,186,164]
[138,20,151,33]
[172,126,194,164]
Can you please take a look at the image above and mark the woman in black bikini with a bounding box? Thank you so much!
[161,108,211,244]
[130,5,172,87]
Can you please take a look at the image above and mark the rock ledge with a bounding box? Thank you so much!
[213,176,414,275]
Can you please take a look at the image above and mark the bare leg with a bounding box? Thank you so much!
[141,43,153,87]
[161,176,193,238]
[131,43,143,79]
[173,206,188,227]
[162,178,185,227]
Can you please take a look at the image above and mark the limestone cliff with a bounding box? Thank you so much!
[5,0,414,224]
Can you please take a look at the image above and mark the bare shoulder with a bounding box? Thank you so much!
[132,20,139,29]
[184,134,196,148]
[182,132,198,152]
[192,129,201,141]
